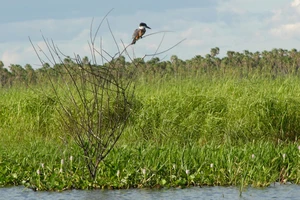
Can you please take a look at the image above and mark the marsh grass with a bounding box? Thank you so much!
[127,75,300,145]
[1,74,300,190]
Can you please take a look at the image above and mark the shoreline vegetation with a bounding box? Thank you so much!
[1,48,300,191]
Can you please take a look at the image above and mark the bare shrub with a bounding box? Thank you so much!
[30,10,184,181]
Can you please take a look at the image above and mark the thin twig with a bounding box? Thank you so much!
[151,32,166,60]
[142,30,174,39]
[106,18,120,56]
[92,8,114,44]
[143,38,186,58]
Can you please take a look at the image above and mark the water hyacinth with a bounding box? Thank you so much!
[69,156,73,171]
[141,168,146,175]
[173,164,176,170]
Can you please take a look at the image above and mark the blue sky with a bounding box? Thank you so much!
[1,0,299,68]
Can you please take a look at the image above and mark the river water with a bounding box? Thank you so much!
[1,183,299,200]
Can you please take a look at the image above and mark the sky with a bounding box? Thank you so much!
[0,0,299,68]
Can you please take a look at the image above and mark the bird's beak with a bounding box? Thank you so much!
[146,25,151,29]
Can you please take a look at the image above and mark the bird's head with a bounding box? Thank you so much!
[140,22,151,29]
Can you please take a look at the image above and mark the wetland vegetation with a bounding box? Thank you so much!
[1,47,300,190]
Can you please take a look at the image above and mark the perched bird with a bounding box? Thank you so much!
[131,22,151,45]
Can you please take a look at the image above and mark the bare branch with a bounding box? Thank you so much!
[92,8,114,44]
[151,32,166,60]
[143,38,186,58]
[142,30,174,39]
[106,18,120,56]
[29,11,184,183]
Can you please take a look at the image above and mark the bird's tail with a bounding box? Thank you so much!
[131,39,136,45]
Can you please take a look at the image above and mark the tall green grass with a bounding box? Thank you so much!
[1,74,300,190]
[125,75,300,145]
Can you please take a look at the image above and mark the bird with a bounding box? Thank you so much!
[131,22,151,45]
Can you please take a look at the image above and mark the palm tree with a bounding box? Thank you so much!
[9,64,27,85]
[0,61,11,87]
[210,47,220,57]
[24,64,37,85]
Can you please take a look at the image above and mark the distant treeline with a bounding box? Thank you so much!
[1,47,300,87]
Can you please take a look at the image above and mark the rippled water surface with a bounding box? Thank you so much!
[1,183,299,200]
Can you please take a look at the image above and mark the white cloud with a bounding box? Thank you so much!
[291,0,300,7]
[270,23,300,39]
[291,0,300,14]
[184,39,204,47]
[1,48,22,66]
[216,0,247,15]
[268,0,300,40]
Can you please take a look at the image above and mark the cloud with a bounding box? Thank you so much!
[268,0,300,40]
[0,18,93,43]
[291,0,300,16]
[1,1,299,68]
[270,23,300,39]
[291,0,300,6]
[1,48,22,66]
[0,3,221,67]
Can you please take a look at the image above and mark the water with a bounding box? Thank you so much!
[1,183,299,200]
